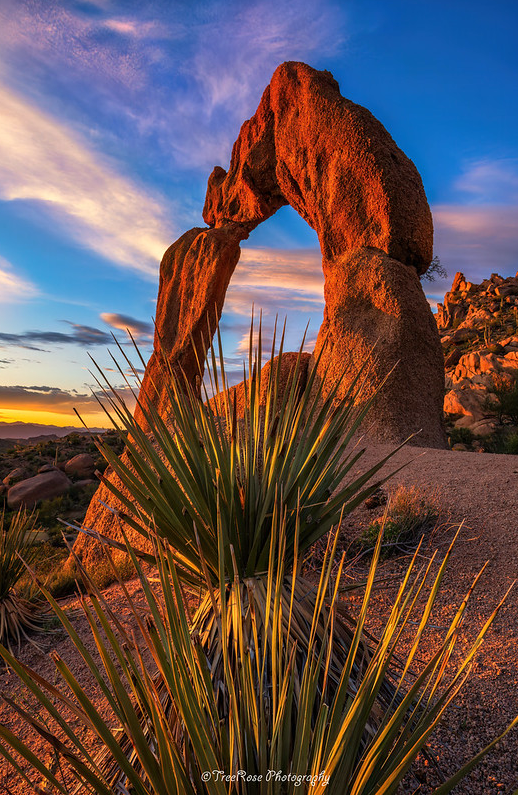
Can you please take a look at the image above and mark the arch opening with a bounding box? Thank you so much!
[217,206,324,384]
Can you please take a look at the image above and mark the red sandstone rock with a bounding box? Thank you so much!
[312,248,446,445]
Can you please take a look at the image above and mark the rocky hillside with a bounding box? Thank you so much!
[437,271,518,451]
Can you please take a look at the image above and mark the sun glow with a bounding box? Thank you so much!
[0,407,109,429]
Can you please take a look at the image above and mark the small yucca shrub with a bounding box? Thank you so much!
[0,508,48,650]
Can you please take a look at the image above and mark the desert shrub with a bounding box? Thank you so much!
[94,455,108,473]
[421,254,447,283]
[505,432,518,455]
[483,428,518,455]
[360,485,439,555]
[484,372,518,424]
[0,324,515,792]
[90,324,395,588]
[62,322,412,775]
[448,426,474,447]
[36,495,64,525]
[37,482,98,534]
[0,509,48,649]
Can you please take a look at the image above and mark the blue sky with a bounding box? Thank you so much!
[0,0,516,428]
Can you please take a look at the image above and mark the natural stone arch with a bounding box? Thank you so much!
[137,61,444,444]
[75,61,446,568]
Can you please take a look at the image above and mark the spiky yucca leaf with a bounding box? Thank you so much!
[85,321,403,587]
[0,511,515,794]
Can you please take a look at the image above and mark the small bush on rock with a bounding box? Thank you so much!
[484,373,518,425]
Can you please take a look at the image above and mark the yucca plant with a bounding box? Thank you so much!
[85,321,401,585]
[0,511,515,794]
[0,508,46,650]
[73,323,406,743]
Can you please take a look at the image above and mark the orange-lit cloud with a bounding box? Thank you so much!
[100,312,153,342]
[236,247,324,295]
[0,383,135,429]
[224,246,324,321]
[0,384,99,412]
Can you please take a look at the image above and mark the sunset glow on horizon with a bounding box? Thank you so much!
[0,0,516,430]
[0,407,109,430]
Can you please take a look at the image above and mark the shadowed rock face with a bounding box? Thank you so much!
[75,61,446,569]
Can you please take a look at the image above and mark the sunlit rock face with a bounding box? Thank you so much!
[145,61,444,445]
[75,61,446,569]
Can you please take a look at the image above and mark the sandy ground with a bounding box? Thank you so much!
[0,443,517,793]
[343,441,518,794]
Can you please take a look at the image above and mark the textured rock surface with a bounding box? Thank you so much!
[76,61,446,568]
[138,61,442,442]
[439,270,518,434]
[313,248,446,444]
[3,467,27,486]
[8,470,71,509]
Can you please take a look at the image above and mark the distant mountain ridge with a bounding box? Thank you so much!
[0,421,108,440]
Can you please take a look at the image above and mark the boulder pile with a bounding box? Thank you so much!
[438,271,518,435]
[3,453,97,510]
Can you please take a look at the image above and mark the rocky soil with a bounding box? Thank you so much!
[342,440,518,793]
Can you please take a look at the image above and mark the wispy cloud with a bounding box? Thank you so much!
[432,205,518,282]
[174,0,347,168]
[0,0,346,174]
[430,158,518,289]
[0,1,166,92]
[189,0,345,124]
[236,247,324,296]
[215,246,324,370]
[224,246,324,320]
[0,256,39,302]
[0,83,172,275]
[100,312,153,342]
[0,323,112,351]
[454,158,518,204]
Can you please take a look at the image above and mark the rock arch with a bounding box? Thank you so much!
[139,61,445,444]
[75,62,446,567]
